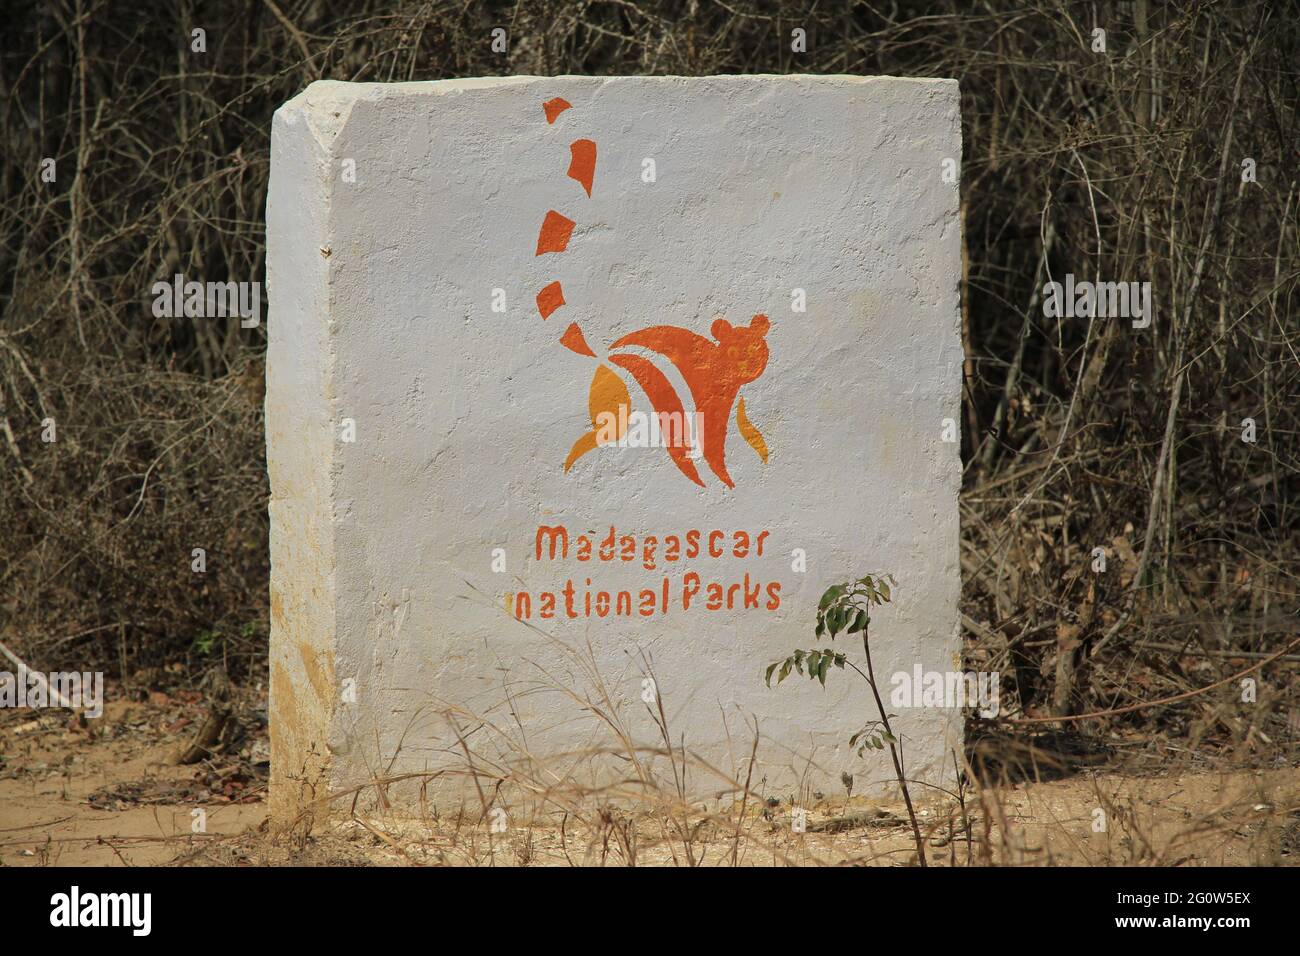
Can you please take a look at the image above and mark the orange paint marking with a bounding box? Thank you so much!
[536,210,575,255]
[736,396,768,463]
[609,353,706,487]
[609,315,770,488]
[565,365,630,472]
[532,98,773,490]
[567,139,597,196]
[536,281,565,319]
[560,322,595,357]
[543,98,572,124]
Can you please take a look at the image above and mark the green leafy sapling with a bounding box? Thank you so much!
[766,573,927,867]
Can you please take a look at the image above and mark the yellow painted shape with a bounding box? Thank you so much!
[589,364,630,435]
[736,396,768,463]
[566,365,631,472]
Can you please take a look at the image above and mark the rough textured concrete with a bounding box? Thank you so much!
[266,75,964,821]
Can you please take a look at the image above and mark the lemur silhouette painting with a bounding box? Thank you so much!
[534,97,771,489]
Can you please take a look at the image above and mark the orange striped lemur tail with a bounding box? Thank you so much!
[532,97,770,489]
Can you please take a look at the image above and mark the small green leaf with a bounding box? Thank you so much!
[818,584,846,611]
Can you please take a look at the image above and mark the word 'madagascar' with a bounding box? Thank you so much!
[535,525,770,570]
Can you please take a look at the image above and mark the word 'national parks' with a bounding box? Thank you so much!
[507,524,783,621]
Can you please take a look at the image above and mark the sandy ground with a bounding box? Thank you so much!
[0,697,264,866]
[3,694,1298,866]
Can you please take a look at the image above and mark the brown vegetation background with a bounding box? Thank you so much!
[1,1,1296,753]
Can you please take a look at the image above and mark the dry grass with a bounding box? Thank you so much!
[3,636,1298,867]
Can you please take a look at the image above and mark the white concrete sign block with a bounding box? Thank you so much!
[266,75,964,821]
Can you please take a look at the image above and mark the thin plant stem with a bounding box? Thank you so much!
[860,617,927,867]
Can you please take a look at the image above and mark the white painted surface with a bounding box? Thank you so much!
[267,75,964,818]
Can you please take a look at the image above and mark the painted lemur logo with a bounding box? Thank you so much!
[533,96,771,490]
